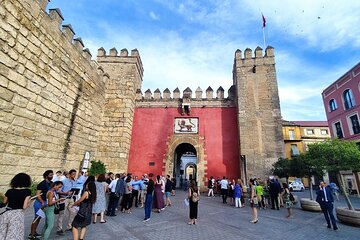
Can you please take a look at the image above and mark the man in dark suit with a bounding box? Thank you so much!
[316,181,338,230]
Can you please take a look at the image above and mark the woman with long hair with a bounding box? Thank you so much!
[249,178,258,223]
[153,175,165,213]
[0,173,32,240]
[43,181,65,240]
[93,174,108,223]
[122,176,133,214]
[69,181,97,240]
[188,180,200,225]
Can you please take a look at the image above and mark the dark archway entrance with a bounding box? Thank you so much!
[173,143,197,188]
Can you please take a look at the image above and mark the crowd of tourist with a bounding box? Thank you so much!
[0,170,177,240]
[1,170,340,240]
[206,176,296,223]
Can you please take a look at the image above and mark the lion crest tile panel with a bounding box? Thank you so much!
[174,118,198,133]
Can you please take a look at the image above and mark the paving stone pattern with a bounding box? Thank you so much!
[24,190,360,240]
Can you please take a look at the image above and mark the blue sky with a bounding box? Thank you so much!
[47,0,360,120]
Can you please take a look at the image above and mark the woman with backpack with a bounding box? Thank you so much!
[188,180,200,225]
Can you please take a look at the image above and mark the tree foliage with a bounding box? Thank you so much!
[306,139,360,172]
[88,160,106,176]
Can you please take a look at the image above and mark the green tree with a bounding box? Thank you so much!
[306,139,360,210]
[88,160,106,176]
[273,154,323,200]
[272,157,291,184]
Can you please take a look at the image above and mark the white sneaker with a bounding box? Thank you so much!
[143,218,150,222]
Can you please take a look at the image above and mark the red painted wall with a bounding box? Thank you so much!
[128,107,240,183]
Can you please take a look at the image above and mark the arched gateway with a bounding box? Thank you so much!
[163,136,206,188]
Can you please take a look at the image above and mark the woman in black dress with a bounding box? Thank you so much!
[69,181,96,240]
[188,180,200,225]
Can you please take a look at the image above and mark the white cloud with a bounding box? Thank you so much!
[149,11,159,20]
[243,0,360,51]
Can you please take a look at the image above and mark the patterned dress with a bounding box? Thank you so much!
[92,181,107,214]
[283,189,293,209]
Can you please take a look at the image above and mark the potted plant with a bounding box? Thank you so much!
[306,139,360,226]
[88,160,107,177]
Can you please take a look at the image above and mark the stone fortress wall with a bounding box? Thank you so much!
[233,47,284,178]
[0,0,142,190]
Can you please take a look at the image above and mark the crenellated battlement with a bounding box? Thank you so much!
[96,47,144,79]
[135,86,236,108]
[233,46,275,69]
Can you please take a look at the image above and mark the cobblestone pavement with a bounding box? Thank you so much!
[24,190,360,240]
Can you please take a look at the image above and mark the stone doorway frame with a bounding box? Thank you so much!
[163,134,207,189]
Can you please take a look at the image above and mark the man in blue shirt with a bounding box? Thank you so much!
[131,176,141,207]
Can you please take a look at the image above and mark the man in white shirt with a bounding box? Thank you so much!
[107,173,120,216]
[220,176,229,204]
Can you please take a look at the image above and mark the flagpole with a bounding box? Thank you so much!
[262,26,266,49]
[261,13,266,49]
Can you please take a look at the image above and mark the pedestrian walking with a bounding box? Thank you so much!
[165,175,172,206]
[69,180,97,240]
[42,181,65,240]
[220,176,228,204]
[234,179,242,208]
[143,174,155,222]
[29,170,53,239]
[207,176,214,197]
[316,181,338,230]
[153,175,165,212]
[188,180,200,225]
[282,183,293,218]
[0,173,32,240]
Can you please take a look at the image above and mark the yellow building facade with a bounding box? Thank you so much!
[282,121,331,187]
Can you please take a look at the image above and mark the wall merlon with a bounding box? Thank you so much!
[195,87,202,100]
[228,85,235,100]
[154,88,161,99]
[131,49,139,57]
[109,47,118,57]
[265,46,274,57]
[120,48,128,56]
[217,86,224,99]
[61,24,75,41]
[173,88,180,99]
[82,48,92,61]
[136,89,143,100]
[39,0,50,10]
[206,86,213,99]
[163,88,171,100]
[255,46,263,58]
[235,49,242,60]
[145,89,152,100]
[73,38,84,50]
[97,47,106,57]
[244,48,252,59]
[48,8,64,29]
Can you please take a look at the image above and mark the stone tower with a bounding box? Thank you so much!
[233,46,284,179]
[96,48,144,172]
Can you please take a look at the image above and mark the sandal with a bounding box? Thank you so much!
[100,220,107,223]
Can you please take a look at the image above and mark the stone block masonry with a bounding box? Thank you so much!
[0,0,110,190]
